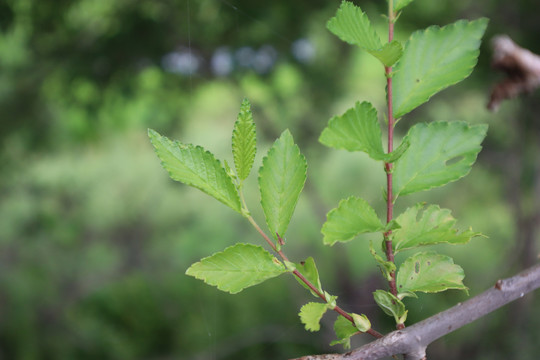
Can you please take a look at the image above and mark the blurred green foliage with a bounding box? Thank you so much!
[0,0,539,359]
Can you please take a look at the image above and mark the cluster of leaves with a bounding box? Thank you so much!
[148,0,489,350]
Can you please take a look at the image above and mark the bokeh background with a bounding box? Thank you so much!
[1,0,539,359]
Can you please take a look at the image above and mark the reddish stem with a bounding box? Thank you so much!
[384,10,400,302]
[247,226,383,338]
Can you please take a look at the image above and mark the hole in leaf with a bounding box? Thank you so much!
[414,262,420,274]
[446,156,464,166]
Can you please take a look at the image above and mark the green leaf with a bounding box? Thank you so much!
[373,290,407,324]
[392,18,488,118]
[327,2,381,51]
[319,101,386,161]
[259,130,307,240]
[148,129,241,213]
[322,196,384,246]
[369,242,396,281]
[394,0,415,12]
[330,315,358,349]
[299,302,328,332]
[352,313,371,332]
[383,136,410,163]
[393,122,488,198]
[396,251,467,295]
[393,203,482,253]
[370,40,403,67]
[294,257,323,297]
[185,244,287,294]
[232,99,257,182]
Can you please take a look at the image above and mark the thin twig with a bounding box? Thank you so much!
[290,263,540,360]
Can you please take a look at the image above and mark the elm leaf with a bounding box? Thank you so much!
[322,196,384,246]
[232,99,257,182]
[259,130,307,240]
[330,315,358,349]
[185,244,287,294]
[319,101,385,160]
[393,122,488,198]
[396,252,468,296]
[393,203,482,253]
[299,302,328,332]
[392,18,488,118]
[148,129,241,213]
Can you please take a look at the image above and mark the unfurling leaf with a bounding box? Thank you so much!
[393,203,482,253]
[393,18,488,118]
[352,313,371,332]
[259,130,307,240]
[319,101,385,160]
[369,241,396,281]
[185,244,287,294]
[299,302,328,332]
[294,257,323,297]
[327,2,403,67]
[396,251,468,296]
[148,129,241,213]
[373,290,407,324]
[330,315,358,349]
[393,121,488,198]
[232,99,257,181]
[322,196,384,246]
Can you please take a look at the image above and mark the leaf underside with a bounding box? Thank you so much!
[232,99,257,181]
[396,251,467,295]
[185,243,287,294]
[393,203,481,253]
[392,18,489,118]
[322,196,384,246]
[259,130,307,240]
[373,290,407,324]
[393,121,488,198]
[148,129,241,213]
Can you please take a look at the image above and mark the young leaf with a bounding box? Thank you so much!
[327,1,382,51]
[322,196,384,246]
[369,241,396,281]
[394,0,415,12]
[232,99,257,182]
[392,18,489,118]
[185,243,287,294]
[294,257,323,297]
[352,313,371,332]
[148,129,241,213]
[396,251,468,296]
[259,130,307,240]
[393,203,482,253]
[319,101,385,160]
[373,290,407,324]
[299,302,329,332]
[330,315,358,349]
[393,122,488,198]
